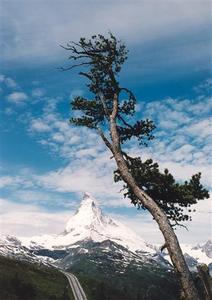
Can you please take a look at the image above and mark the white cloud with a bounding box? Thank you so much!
[4,107,15,115]
[1,0,210,65]
[157,161,211,188]
[32,88,45,98]
[169,144,195,162]
[0,75,18,89]
[0,175,33,189]
[1,195,210,244]
[24,92,212,203]
[0,198,72,237]
[193,78,212,94]
[30,118,51,132]
[0,173,36,190]
[7,92,28,103]
[112,196,212,245]
[1,78,211,245]
[0,176,16,188]
[142,96,211,170]
[5,78,17,89]
[3,99,125,201]
[37,155,121,200]
[113,212,163,244]
[52,132,65,143]
[186,118,212,138]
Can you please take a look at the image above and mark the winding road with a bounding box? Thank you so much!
[63,271,88,300]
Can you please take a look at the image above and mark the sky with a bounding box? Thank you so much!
[0,0,211,245]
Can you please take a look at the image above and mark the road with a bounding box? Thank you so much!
[63,271,88,300]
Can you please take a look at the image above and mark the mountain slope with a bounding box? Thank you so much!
[57,240,180,300]
[0,255,74,300]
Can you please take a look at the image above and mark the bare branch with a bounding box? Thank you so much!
[68,55,90,60]
[79,72,92,80]
[118,115,133,129]
[58,62,92,71]
[160,243,167,253]
[171,217,188,230]
[119,87,136,99]
[97,127,113,152]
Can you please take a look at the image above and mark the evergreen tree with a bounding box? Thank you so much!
[61,33,209,300]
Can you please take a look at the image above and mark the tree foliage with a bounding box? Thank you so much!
[114,157,209,226]
[62,33,209,227]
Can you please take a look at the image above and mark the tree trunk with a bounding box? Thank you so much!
[108,101,200,300]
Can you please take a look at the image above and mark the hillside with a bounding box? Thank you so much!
[56,240,180,300]
[0,255,74,300]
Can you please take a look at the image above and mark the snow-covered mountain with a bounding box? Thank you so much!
[0,235,53,264]
[162,240,212,268]
[0,192,211,272]
[20,192,155,254]
[181,240,212,266]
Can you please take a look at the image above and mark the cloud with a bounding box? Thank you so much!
[157,161,211,187]
[112,195,212,245]
[0,172,36,190]
[38,160,118,196]
[186,118,212,139]
[1,77,211,244]
[1,195,210,244]
[0,175,34,189]
[0,198,72,237]
[23,88,212,201]
[52,132,65,143]
[10,189,77,211]
[25,100,123,200]
[1,0,210,68]
[0,176,16,188]
[142,96,211,169]
[30,118,51,132]
[28,97,106,159]
[7,92,28,104]
[4,107,15,116]
[32,88,45,98]
[193,78,212,95]
[0,75,18,89]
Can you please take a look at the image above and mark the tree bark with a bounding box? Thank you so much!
[106,93,200,300]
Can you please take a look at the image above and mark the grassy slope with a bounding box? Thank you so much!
[0,256,74,300]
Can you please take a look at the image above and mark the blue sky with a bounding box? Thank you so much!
[0,0,211,244]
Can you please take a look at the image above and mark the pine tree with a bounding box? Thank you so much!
[61,33,209,299]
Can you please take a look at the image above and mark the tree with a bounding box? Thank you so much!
[61,33,209,299]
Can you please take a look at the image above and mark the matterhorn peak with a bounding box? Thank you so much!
[20,193,155,254]
[80,192,97,207]
[65,192,103,233]
[83,192,94,200]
